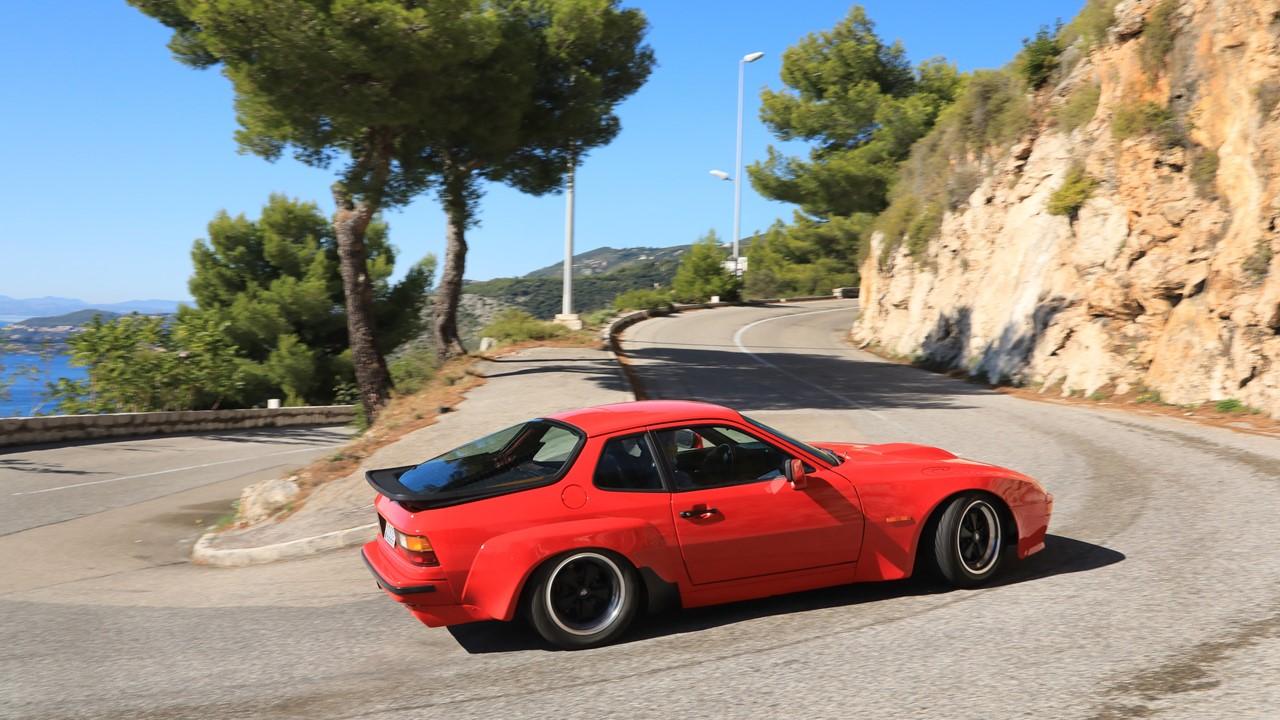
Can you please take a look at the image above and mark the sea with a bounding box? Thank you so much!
[0,316,86,417]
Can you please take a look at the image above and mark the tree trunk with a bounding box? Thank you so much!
[333,184,391,422]
[434,167,473,359]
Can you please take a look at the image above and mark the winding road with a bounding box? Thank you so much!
[3,300,1278,719]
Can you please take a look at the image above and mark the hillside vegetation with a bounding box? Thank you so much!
[854,0,1280,418]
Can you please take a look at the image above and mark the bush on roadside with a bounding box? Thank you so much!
[388,345,439,396]
[479,309,567,344]
[1140,0,1179,75]
[1189,148,1219,199]
[1017,24,1062,89]
[671,231,741,303]
[582,308,617,327]
[1256,81,1280,120]
[1056,82,1101,132]
[613,288,674,313]
[1112,100,1184,147]
[1059,0,1119,50]
[1047,163,1099,218]
[1244,238,1274,282]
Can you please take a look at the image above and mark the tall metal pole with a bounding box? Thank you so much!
[562,164,575,317]
[732,57,746,274]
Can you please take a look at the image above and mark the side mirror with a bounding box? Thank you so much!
[784,459,808,490]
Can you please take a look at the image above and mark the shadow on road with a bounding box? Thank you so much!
[613,342,994,411]
[447,534,1124,654]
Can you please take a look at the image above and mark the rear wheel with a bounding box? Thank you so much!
[528,550,638,649]
[933,493,1004,587]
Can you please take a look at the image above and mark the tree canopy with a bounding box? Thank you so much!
[131,0,654,419]
[52,196,433,413]
[749,6,960,219]
[742,6,960,295]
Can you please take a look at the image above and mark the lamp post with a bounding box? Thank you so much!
[731,51,764,275]
[554,158,583,330]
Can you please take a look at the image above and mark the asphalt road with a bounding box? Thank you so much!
[4,301,1279,719]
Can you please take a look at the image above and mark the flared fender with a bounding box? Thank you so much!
[852,473,1050,582]
[461,517,679,622]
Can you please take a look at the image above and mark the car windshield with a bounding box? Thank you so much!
[395,420,583,500]
[742,415,841,466]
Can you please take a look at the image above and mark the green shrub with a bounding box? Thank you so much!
[1018,24,1062,89]
[906,202,944,258]
[1214,398,1245,413]
[873,68,1030,262]
[1112,100,1184,147]
[1047,163,1099,218]
[1135,388,1162,404]
[671,231,741,302]
[1060,0,1119,49]
[1057,82,1101,131]
[479,309,567,344]
[388,346,438,396]
[1141,0,1179,75]
[613,288,673,313]
[1255,81,1280,119]
[582,308,617,327]
[1189,148,1219,198]
[1244,238,1274,282]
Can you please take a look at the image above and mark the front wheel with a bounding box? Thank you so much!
[933,493,1005,588]
[528,550,638,649]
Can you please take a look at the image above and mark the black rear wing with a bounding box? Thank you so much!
[365,465,420,502]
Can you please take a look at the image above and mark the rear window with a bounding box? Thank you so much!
[388,420,583,502]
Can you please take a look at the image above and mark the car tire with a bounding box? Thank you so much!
[528,550,639,649]
[932,493,1004,588]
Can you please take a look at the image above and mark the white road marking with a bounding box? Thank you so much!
[731,306,911,432]
[11,446,330,496]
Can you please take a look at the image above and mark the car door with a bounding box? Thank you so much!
[652,423,864,585]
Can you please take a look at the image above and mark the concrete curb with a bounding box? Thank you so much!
[191,523,377,568]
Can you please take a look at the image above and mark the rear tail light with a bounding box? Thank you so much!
[397,531,439,566]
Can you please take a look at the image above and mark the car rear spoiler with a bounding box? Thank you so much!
[365,465,420,502]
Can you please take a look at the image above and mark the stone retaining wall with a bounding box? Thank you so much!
[0,406,355,449]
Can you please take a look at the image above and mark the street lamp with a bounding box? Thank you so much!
[732,51,764,275]
[555,157,583,330]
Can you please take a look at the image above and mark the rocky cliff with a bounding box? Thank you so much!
[856,0,1280,417]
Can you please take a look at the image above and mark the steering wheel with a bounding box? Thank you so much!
[698,443,734,480]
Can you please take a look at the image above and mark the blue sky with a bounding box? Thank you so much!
[0,1,1083,303]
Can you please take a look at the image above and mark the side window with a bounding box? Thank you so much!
[593,434,664,492]
[653,425,790,490]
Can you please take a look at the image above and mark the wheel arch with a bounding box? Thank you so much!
[461,517,681,622]
[913,487,1019,576]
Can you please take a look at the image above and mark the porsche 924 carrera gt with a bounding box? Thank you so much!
[361,400,1052,648]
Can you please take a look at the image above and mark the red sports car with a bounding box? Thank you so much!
[361,400,1052,649]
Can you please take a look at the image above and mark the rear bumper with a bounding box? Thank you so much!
[360,541,492,628]
[360,549,438,595]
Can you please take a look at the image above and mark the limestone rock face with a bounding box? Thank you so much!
[855,0,1280,416]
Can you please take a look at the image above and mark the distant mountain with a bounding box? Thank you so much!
[0,295,184,317]
[522,245,691,279]
[14,309,123,328]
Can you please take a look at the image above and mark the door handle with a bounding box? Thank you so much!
[679,507,721,520]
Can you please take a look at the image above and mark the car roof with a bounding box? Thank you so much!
[545,400,741,437]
